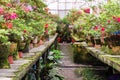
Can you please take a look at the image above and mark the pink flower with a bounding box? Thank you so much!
[21,4,30,13]
[7,3,12,7]
[10,12,17,19]
[116,17,120,23]
[45,30,48,34]
[101,27,105,32]
[27,5,33,11]
[84,8,90,13]
[0,7,4,15]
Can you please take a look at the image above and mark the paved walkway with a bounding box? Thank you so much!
[58,43,83,80]
[57,43,110,80]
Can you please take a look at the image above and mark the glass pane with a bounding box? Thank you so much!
[58,3,65,9]
[66,3,74,9]
[59,0,66,2]
[48,2,58,9]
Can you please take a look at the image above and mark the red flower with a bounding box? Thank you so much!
[6,22,13,29]
[94,26,98,30]
[45,24,49,28]
[107,20,111,23]
[101,27,105,32]
[4,13,10,20]
[116,17,120,23]
[112,16,116,20]
[72,38,75,43]
[84,8,90,13]
[45,30,48,34]
[57,37,61,43]
[23,30,27,33]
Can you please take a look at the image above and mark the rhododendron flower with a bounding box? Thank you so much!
[10,12,17,19]
[23,30,27,33]
[84,8,90,13]
[45,24,49,28]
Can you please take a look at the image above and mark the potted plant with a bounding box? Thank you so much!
[8,28,23,59]
[0,29,11,68]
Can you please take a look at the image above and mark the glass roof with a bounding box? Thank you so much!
[43,0,108,18]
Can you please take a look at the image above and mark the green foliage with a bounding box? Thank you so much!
[48,50,62,65]
[0,29,10,44]
[48,68,64,80]
[100,46,113,54]
[75,68,106,80]
[8,29,23,42]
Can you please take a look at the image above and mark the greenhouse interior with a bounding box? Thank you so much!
[0,0,120,80]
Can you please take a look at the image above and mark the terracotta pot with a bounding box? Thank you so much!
[38,39,44,46]
[18,52,23,58]
[8,55,14,64]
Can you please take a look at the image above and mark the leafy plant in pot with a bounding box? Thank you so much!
[0,29,11,68]
[8,29,23,59]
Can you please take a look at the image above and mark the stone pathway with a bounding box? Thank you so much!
[58,43,83,80]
